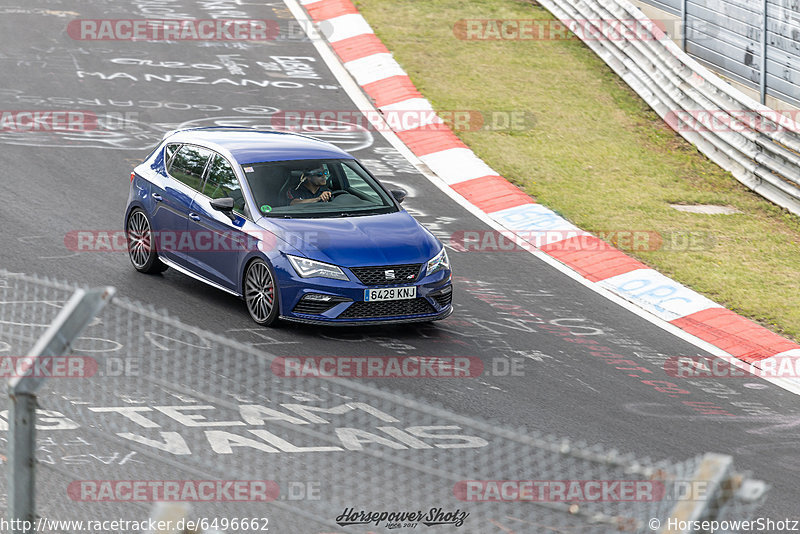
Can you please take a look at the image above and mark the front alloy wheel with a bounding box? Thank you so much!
[244,259,279,326]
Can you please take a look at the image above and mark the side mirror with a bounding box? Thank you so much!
[210,197,236,221]
[390,189,407,204]
[210,197,235,211]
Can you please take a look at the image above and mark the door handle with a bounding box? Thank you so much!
[152,193,163,201]
[189,213,201,221]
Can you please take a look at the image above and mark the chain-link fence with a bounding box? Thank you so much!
[0,271,768,533]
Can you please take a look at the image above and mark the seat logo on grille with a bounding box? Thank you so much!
[384,269,395,280]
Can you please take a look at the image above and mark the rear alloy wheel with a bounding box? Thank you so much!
[244,259,279,326]
[126,209,167,274]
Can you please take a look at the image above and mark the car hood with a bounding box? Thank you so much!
[257,210,441,267]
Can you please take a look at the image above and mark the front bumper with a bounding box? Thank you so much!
[281,305,452,326]
[276,262,453,325]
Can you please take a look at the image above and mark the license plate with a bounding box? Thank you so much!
[365,286,417,302]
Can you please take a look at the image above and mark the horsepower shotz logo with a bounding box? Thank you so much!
[335,507,469,527]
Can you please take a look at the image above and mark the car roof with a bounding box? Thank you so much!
[166,128,354,165]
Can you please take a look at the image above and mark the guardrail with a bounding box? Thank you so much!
[536,0,800,216]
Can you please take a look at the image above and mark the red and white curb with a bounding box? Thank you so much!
[294,0,800,381]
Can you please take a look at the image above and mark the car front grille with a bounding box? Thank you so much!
[339,298,435,319]
[350,264,422,286]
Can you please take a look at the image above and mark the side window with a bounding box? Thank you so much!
[168,145,212,192]
[165,143,180,167]
[204,155,246,215]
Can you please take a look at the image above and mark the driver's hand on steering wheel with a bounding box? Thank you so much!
[318,191,332,202]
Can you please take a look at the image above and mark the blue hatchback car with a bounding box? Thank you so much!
[125,127,453,326]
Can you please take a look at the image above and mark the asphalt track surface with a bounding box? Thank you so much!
[0,0,799,532]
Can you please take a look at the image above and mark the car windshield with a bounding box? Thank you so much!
[241,158,398,218]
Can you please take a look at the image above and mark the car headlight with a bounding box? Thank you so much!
[287,255,349,281]
[426,247,450,276]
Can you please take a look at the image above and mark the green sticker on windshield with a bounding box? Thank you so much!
[260,204,272,213]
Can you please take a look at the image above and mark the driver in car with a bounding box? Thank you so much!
[288,166,332,205]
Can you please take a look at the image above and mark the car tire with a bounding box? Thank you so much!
[126,208,168,274]
[244,259,280,327]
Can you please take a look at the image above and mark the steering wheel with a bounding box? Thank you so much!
[329,190,348,197]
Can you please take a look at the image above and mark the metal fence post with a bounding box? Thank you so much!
[7,286,115,534]
[681,0,688,51]
[660,453,733,533]
[7,392,37,533]
[760,0,768,104]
